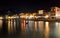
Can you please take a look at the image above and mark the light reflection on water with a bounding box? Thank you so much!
[45,22,50,38]
[7,19,17,34]
[21,20,26,33]
[38,21,44,32]
[1,19,60,38]
[34,21,38,31]
[0,19,3,29]
[58,23,60,37]
[55,22,60,38]
[0,19,3,32]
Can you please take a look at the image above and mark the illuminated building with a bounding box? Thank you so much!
[36,10,47,19]
[51,7,60,19]
[38,10,43,14]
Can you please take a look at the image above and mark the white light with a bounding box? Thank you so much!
[56,15,58,16]
[0,17,3,19]
[45,15,49,18]
[45,22,49,26]
[56,14,60,16]
[8,16,10,18]
[56,22,59,27]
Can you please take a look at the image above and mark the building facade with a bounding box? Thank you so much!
[50,7,60,19]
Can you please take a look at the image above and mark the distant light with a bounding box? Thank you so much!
[8,16,10,18]
[45,15,49,18]
[56,22,59,27]
[56,14,60,17]
[0,17,3,19]
[29,16,34,19]
[45,22,49,26]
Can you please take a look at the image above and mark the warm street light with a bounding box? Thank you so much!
[45,15,49,18]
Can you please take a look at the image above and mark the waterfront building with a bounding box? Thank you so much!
[51,7,60,19]
[36,10,45,19]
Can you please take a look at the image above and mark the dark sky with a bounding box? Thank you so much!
[0,0,60,13]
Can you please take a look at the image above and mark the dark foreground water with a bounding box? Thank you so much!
[0,19,60,38]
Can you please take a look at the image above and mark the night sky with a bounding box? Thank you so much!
[0,0,60,14]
